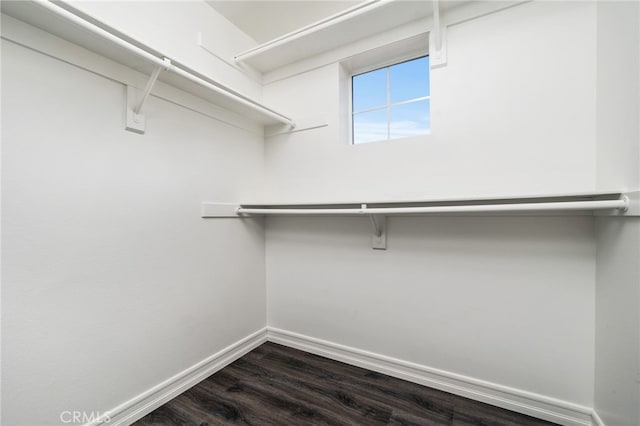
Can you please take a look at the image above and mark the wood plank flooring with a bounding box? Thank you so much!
[133,342,558,426]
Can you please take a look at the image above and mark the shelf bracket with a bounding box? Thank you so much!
[362,204,387,250]
[369,215,387,250]
[430,0,448,68]
[125,58,172,134]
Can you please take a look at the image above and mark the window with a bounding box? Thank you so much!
[352,56,430,144]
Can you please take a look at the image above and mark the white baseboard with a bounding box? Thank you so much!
[89,328,268,426]
[87,326,601,426]
[266,327,595,426]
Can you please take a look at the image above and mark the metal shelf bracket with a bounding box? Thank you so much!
[369,214,387,250]
[430,0,448,68]
[125,58,172,134]
[362,204,387,250]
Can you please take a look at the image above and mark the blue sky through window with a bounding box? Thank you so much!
[390,100,430,139]
[352,56,430,144]
[353,109,387,144]
[352,68,386,111]
[390,57,429,103]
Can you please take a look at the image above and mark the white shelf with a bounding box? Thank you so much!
[237,190,629,208]
[1,0,293,126]
[203,191,637,250]
[203,191,639,218]
[234,0,433,73]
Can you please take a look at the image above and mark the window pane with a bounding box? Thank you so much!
[353,108,388,144]
[390,100,430,139]
[352,68,387,112]
[390,56,429,103]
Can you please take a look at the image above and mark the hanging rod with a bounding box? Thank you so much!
[32,0,295,127]
[235,198,629,216]
[234,0,385,64]
[202,194,635,249]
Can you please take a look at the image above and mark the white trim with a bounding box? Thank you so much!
[87,328,268,426]
[266,327,595,426]
[79,326,602,426]
[343,33,429,78]
[591,410,606,426]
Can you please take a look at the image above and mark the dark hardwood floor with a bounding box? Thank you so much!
[133,342,557,426]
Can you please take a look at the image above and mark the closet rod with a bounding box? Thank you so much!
[33,0,295,127]
[233,0,383,64]
[237,198,628,215]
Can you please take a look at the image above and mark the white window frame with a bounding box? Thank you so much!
[351,56,430,143]
[339,32,429,145]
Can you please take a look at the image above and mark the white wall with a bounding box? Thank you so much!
[263,1,597,203]
[594,218,640,426]
[266,216,596,405]
[3,1,638,424]
[263,0,599,408]
[595,1,640,192]
[594,2,640,425]
[1,32,265,426]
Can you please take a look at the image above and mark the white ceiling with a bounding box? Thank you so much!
[206,1,362,44]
